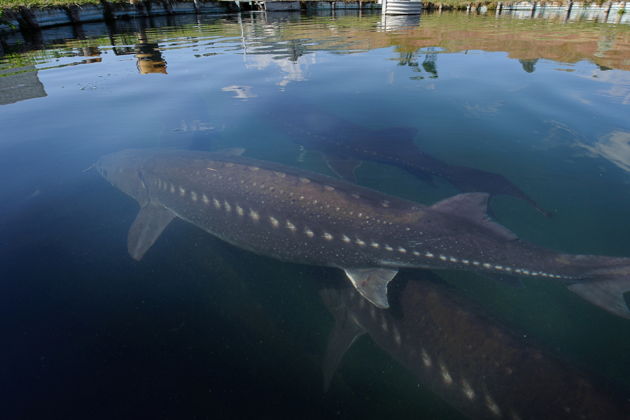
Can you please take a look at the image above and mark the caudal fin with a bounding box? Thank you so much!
[568,278,630,320]
[569,255,630,319]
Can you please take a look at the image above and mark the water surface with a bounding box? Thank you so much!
[1,10,630,419]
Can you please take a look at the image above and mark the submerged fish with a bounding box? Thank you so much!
[96,149,630,319]
[321,277,630,419]
[272,104,550,216]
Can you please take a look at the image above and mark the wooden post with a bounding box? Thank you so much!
[100,0,115,22]
[65,5,81,24]
[604,1,612,21]
[17,6,39,30]
[131,0,149,17]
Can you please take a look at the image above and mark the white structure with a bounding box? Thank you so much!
[379,0,422,15]
[496,1,630,24]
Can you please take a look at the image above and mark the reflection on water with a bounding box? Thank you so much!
[579,68,630,104]
[2,11,630,76]
[580,131,630,172]
[377,13,421,31]
[0,65,46,104]
[1,9,630,420]
[106,28,167,74]
[135,31,168,74]
[397,47,439,79]
[245,52,316,88]
[222,84,257,98]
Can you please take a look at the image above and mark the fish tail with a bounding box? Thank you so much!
[568,259,630,320]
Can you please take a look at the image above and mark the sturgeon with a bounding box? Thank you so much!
[96,149,630,319]
[321,276,630,419]
[269,103,551,216]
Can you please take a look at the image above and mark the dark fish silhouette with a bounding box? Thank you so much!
[96,149,630,319]
[321,276,630,419]
[272,104,550,216]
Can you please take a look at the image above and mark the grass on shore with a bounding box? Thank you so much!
[0,0,128,10]
[0,0,612,12]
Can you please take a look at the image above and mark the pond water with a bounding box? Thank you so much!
[1,9,630,419]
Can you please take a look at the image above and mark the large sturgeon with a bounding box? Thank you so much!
[321,276,630,419]
[268,103,551,216]
[96,149,630,319]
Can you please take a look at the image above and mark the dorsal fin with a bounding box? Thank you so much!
[431,193,518,241]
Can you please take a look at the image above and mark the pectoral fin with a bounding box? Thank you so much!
[343,268,398,309]
[127,203,175,261]
[320,288,366,392]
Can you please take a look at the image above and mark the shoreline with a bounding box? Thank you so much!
[1,0,628,34]
[1,1,380,34]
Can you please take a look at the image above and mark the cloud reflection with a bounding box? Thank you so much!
[580,69,630,105]
[579,131,630,172]
[222,85,257,99]
[245,53,316,89]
